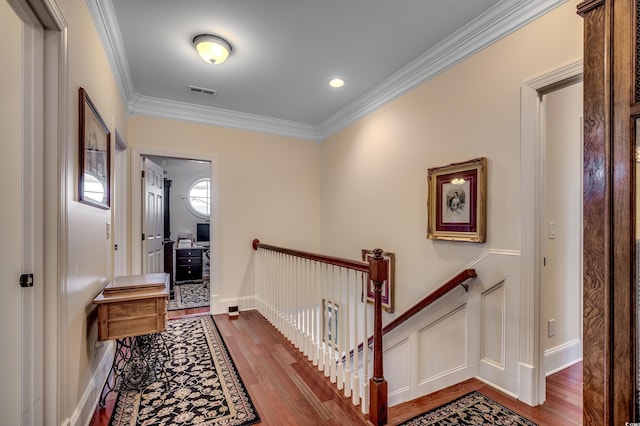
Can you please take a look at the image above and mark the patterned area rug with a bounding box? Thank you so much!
[398,391,537,425]
[109,315,260,426]
[167,282,210,311]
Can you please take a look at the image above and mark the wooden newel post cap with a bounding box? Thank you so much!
[369,248,388,282]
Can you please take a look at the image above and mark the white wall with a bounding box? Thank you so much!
[0,2,23,424]
[542,82,583,373]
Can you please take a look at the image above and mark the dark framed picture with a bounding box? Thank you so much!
[361,249,395,313]
[322,299,339,347]
[427,157,487,242]
[79,87,111,209]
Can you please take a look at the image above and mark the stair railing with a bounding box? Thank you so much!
[252,239,477,425]
[252,239,385,421]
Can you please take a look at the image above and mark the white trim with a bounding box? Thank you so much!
[70,343,115,426]
[544,339,582,376]
[520,60,583,406]
[20,20,45,426]
[131,148,219,306]
[87,0,567,142]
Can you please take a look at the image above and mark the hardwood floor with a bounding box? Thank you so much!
[388,362,583,425]
[90,308,582,425]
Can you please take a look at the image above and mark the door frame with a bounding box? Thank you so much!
[130,147,217,294]
[520,60,583,405]
[6,0,69,423]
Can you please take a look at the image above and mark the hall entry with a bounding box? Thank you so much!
[143,156,212,310]
[540,81,583,378]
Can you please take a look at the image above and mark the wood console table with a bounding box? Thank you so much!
[93,273,170,405]
[94,273,169,341]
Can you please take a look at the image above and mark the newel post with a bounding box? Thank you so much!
[369,249,388,426]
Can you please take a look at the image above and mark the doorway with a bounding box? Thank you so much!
[540,82,583,376]
[520,60,583,406]
[132,152,216,313]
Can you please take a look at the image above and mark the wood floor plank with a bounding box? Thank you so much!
[90,308,581,426]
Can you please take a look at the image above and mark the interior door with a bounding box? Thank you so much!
[142,157,164,274]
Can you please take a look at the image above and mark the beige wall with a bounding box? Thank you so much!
[58,0,129,420]
[127,116,322,310]
[318,0,583,316]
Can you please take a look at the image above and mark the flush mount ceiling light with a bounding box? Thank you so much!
[329,78,344,88]
[193,34,232,65]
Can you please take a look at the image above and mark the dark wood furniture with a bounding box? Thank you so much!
[578,0,636,424]
[175,247,204,283]
[164,240,175,297]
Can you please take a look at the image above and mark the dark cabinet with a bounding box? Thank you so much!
[164,240,175,297]
[175,248,204,283]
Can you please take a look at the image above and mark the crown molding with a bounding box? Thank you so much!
[88,0,567,143]
[129,94,320,141]
[86,0,135,101]
[317,0,568,139]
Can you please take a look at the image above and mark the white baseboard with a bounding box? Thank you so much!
[70,342,114,426]
[544,338,582,376]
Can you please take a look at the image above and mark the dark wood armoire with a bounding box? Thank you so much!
[579,0,637,423]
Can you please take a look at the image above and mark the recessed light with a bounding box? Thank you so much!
[329,78,344,88]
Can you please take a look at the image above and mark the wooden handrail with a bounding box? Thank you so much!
[382,268,476,336]
[354,268,477,353]
[252,239,369,272]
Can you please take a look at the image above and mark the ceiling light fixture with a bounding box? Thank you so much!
[329,78,344,88]
[193,34,232,65]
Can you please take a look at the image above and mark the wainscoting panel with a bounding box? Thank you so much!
[481,281,505,369]
[385,338,411,399]
[417,305,467,384]
[381,250,522,406]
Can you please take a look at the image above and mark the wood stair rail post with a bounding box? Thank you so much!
[368,249,388,426]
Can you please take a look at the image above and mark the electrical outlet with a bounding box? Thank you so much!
[548,319,555,337]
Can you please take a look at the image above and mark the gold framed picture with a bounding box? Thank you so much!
[427,157,487,242]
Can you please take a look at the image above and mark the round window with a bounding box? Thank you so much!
[83,172,105,203]
[187,178,210,217]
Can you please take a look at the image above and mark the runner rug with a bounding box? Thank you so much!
[167,282,210,311]
[398,391,537,426]
[109,315,260,426]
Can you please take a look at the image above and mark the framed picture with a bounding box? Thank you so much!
[427,157,487,242]
[322,299,339,347]
[79,87,111,209]
[361,249,395,313]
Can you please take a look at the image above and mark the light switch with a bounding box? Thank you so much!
[548,222,556,239]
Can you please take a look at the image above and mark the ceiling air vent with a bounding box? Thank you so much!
[188,85,218,96]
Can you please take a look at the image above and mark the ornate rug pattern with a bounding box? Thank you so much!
[168,282,210,311]
[398,391,537,426]
[109,315,260,426]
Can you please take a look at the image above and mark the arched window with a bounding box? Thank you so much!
[187,178,210,217]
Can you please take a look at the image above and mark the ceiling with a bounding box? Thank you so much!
[88,0,566,141]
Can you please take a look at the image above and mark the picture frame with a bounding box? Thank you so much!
[79,87,111,209]
[322,299,339,347]
[427,157,487,242]
[361,249,395,313]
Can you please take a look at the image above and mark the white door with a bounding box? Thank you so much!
[142,157,164,273]
[0,2,43,423]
